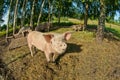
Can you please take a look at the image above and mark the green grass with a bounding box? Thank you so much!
[105,27,120,39]
[0,31,6,37]
[0,28,13,37]
[0,17,119,39]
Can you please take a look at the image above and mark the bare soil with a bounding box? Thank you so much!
[0,31,120,80]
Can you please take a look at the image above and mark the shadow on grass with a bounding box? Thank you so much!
[6,52,30,65]
[53,22,75,26]
[66,43,82,53]
[105,27,120,39]
[85,25,120,40]
[55,43,82,64]
[86,25,97,32]
[50,22,75,31]
[52,23,98,32]
[0,58,15,80]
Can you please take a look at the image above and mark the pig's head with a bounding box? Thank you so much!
[43,32,71,54]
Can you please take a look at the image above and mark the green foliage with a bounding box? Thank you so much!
[1,0,120,26]
[0,25,7,31]
[0,0,4,18]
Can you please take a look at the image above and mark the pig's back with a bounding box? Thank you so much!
[27,31,46,51]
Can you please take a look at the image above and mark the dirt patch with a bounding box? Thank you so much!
[107,66,120,79]
[8,37,27,50]
[0,59,15,80]
[0,32,120,80]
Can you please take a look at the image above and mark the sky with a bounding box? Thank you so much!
[114,11,120,20]
[1,11,8,26]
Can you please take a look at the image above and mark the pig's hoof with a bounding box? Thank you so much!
[47,60,51,63]
[47,61,55,63]
[52,61,56,63]
[31,54,34,57]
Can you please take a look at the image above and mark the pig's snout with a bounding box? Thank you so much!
[62,43,67,50]
[60,42,67,52]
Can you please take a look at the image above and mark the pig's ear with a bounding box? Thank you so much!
[63,31,72,41]
[43,34,54,43]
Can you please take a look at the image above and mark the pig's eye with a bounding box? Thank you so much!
[53,39,55,41]
[50,41,52,44]
[60,44,62,47]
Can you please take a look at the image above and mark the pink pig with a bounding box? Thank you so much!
[27,31,71,62]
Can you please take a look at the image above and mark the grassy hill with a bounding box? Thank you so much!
[0,18,120,80]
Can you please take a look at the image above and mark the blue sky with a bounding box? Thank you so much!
[114,11,120,20]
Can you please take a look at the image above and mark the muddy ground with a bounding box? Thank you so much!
[0,30,120,80]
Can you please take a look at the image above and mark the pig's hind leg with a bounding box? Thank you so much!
[52,53,56,62]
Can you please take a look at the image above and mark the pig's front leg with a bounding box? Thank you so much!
[33,46,37,53]
[44,51,50,62]
[28,43,34,57]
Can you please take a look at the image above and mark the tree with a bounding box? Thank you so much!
[96,0,106,43]
[21,0,28,27]
[6,0,13,38]
[74,0,94,30]
[13,0,19,35]
[96,0,120,43]
[37,0,45,26]
[48,0,51,23]
[82,0,97,31]
[30,0,35,28]
[58,0,62,24]
[83,1,89,31]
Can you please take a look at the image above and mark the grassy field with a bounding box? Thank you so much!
[0,18,120,80]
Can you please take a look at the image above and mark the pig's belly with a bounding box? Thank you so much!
[32,40,45,52]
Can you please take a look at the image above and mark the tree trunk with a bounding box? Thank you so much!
[58,0,61,24]
[51,7,53,23]
[30,0,35,28]
[21,0,28,27]
[48,0,51,23]
[51,0,55,21]
[58,10,61,24]
[96,0,106,43]
[13,0,19,35]
[84,2,88,31]
[37,0,45,26]
[6,0,12,38]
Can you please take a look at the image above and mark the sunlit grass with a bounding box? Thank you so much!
[68,18,120,39]
[0,18,120,40]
